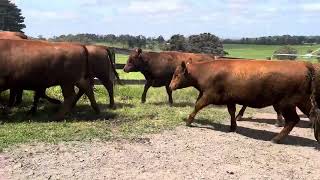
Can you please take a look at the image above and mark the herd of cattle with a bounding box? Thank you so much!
[0,31,320,144]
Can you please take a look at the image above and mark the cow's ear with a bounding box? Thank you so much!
[186,58,192,65]
[181,61,188,74]
[136,48,142,55]
[181,61,186,69]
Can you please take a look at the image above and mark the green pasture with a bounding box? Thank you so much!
[224,44,320,60]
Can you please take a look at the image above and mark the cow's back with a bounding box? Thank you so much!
[0,31,28,40]
[143,51,216,79]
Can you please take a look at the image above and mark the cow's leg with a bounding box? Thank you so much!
[297,101,313,126]
[28,89,61,115]
[165,85,173,105]
[273,105,284,127]
[53,85,77,121]
[39,89,61,105]
[28,90,42,115]
[271,106,299,143]
[71,89,84,108]
[76,79,100,114]
[43,94,61,105]
[197,91,203,101]
[101,79,115,108]
[186,94,209,126]
[8,89,16,107]
[14,89,23,106]
[141,82,151,103]
[236,105,247,121]
[228,104,237,132]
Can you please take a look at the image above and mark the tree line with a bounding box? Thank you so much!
[223,35,320,45]
[1,0,319,58]
[48,33,227,56]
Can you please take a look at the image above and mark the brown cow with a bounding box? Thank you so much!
[6,44,119,115]
[0,39,100,120]
[235,63,320,127]
[123,49,216,104]
[0,32,58,108]
[123,50,285,126]
[72,45,119,108]
[0,31,30,106]
[169,60,320,143]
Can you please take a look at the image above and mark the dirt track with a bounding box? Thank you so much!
[1,112,320,180]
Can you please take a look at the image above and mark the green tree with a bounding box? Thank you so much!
[0,0,26,32]
[166,34,187,51]
[187,33,226,55]
[274,46,298,60]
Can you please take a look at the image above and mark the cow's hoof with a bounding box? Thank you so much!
[271,138,281,144]
[109,104,116,110]
[186,122,192,127]
[235,115,242,121]
[26,110,36,117]
[274,123,283,127]
[229,126,237,132]
[52,115,64,122]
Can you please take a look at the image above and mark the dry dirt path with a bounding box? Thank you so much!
[1,112,320,180]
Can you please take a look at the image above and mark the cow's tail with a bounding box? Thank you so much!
[307,63,320,142]
[106,48,122,85]
[82,45,94,86]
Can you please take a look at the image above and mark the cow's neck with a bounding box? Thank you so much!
[187,64,202,91]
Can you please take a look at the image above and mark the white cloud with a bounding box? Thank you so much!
[25,10,80,21]
[302,3,320,12]
[125,0,189,15]
[79,0,112,6]
[199,13,219,22]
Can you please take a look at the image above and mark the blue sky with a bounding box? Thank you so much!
[11,0,320,39]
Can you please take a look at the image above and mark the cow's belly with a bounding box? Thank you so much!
[149,79,170,87]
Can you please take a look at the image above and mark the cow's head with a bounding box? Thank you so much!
[169,61,191,91]
[123,48,146,73]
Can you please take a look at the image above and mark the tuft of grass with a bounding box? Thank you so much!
[0,85,229,151]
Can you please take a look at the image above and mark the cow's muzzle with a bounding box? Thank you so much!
[169,83,177,91]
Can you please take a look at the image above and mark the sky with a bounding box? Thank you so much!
[10,0,320,39]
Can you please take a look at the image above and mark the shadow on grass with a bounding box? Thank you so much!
[239,117,312,128]
[0,103,120,123]
[191,119,320,149]
[150,101,195,107]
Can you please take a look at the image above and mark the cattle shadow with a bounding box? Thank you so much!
[150,101,195,107]
[239,117,312,128]
[0,103,119,123]
[191,119,320,149]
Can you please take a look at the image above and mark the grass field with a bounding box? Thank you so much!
[224,44,320,60]
[0,85,231,151]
